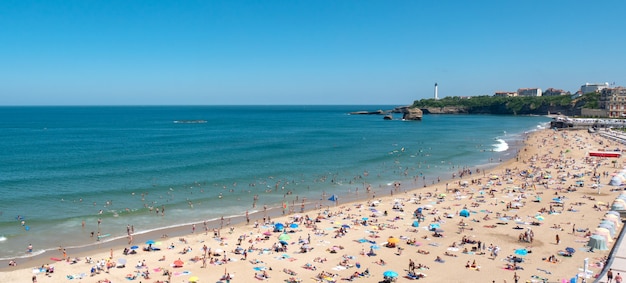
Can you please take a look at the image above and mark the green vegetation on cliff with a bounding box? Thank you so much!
[411,93,599,115]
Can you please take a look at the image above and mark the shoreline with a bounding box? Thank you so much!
[0,132,526,271]
[7,126,620,283]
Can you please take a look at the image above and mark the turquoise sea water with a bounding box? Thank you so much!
[0,106,550,259]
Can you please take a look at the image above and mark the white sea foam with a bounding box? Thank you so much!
[493,138,509,152]
[0,236,7,242]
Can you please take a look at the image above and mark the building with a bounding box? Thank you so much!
[493,91,517,97]
[543,88,570,96]
[517,88,542,97]
[600,87,626,117]
[581,82,609,94]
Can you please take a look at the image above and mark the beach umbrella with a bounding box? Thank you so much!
[279,240,288,246]
[342,224,350,229]
[362,217,369,221]
[145,240,155,245]
[274,223,284,231]
[499,217,509,222]
[289,223,299,229]
[435,228,444,233]
[412,221,420,227]
[383,270,399,278]
[514,249,528,256]
[189,276,199,283]
[370,245,380,250]
[263,231,272,236]
[130,245,139,250]
[117,258,127,265]
[459,209,470,217]
[535,215,544,221]
[173,259,184,267]
[214,248,224,254]
[565,247,576,254]
[387,237,399,244]
[278,233,291,241]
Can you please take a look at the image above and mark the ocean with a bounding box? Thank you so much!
[0,105,550,260]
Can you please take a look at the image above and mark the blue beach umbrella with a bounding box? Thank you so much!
[459,209,470,217]
[565,247,576,254]
[130,245,139,250]
[370,245,380,250]
[274,223,285,231]
[145,240,155,245]
[279,240,289,246]
[383,270,399,278]
[289,223,299,229]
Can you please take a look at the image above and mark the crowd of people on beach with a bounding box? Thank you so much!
[3,129,625,283]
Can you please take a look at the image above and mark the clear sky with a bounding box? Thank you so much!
[2,0,625,105]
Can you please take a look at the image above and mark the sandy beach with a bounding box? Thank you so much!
[2,128,623,283]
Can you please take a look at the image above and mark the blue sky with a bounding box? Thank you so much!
[2,0,625,105]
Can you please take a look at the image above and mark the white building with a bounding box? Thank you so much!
[517,88,542,97]
[581,82,609,94]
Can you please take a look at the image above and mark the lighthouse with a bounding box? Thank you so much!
[434,83,439,100]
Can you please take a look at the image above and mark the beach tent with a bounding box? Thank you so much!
[594,227,612,239]
[459,209,470,218]
[587,234,608,251]
[429,223,440,231]
[607,211,621,217]
[611,202,625,211]
[328,195,338,202]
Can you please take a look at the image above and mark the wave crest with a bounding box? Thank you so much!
[493,138,509,152]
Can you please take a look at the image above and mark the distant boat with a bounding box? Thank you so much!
[173,120,207,124]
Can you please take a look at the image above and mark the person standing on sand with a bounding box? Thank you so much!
[556,234,560,244]
[608,269,614,283]
[514,272,520,283]
[615,272,622,283]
